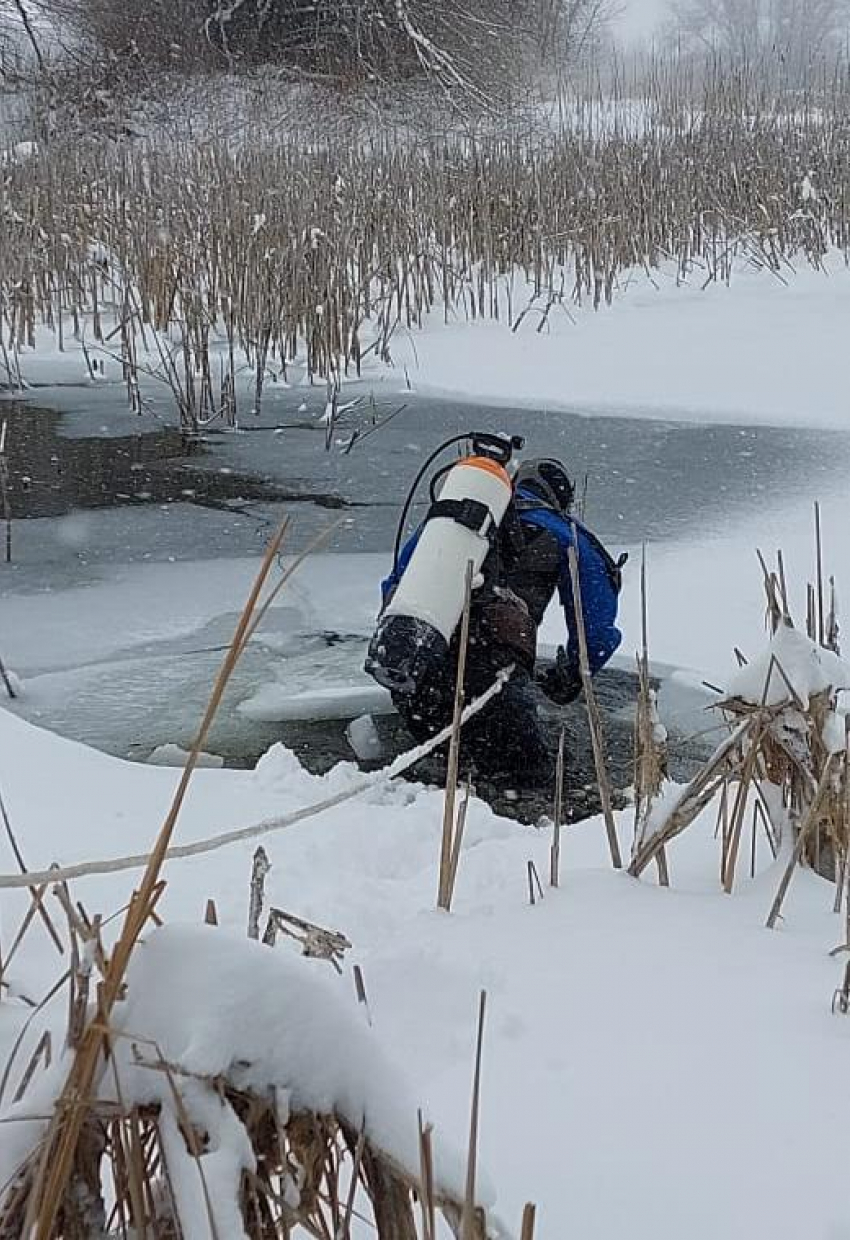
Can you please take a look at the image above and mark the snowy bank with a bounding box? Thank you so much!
[2,698,850,1236]
[388,257,850,430]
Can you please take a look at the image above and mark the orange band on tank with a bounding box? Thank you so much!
[461,456,512,487]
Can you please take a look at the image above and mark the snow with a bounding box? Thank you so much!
[610,486,850,690]
[822,709,846,755]
[387,256,850,430]
[0,138,37,166]
[726,624,850,707]
[112,924,479,1207]
[1,694,850,1238]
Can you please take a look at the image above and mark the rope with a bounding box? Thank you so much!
[0,668,513,890]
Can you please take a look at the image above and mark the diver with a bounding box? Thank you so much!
[365,435,625,779]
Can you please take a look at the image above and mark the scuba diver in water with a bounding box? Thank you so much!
[365,432,625,780]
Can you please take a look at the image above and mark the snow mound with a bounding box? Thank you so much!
[727,625,850,707]
[112,924,485,1208]
[0,924,504,1237]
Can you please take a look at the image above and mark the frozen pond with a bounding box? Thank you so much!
[3,384,850,572]
[2,383,850,818]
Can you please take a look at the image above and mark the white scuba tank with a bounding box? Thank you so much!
[365,454,514,694]
[384,455,513,637]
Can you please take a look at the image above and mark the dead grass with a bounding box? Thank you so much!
[0,61,848,428]
[631,510,850,929]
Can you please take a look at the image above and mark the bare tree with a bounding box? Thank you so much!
[667,0,850,65]
[34,0,612,93]
[0,0,47,80]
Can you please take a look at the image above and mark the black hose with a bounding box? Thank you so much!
[391,432,473,573]
[391,430,525,574]
[428,461,455,504]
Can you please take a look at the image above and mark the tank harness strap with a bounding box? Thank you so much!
[426,497,496,541]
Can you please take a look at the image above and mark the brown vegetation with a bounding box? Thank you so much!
[1,62,847,430]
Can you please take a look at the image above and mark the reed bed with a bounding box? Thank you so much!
[1,61,848,429]
[630,509,850,929]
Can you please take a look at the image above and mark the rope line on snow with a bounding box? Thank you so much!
[0,668,513,890]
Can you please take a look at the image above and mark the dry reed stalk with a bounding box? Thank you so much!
[629,718,753,878]
[815,501,825,647]
[776,550,791,623]
[756,549,783,635]
[247,845,271,940]
[12,1030,52,1106]
[461,990,487,1240]
[527,861,544,906]
[845,841,850,951]
[340,1124,368,1237]
[24,519,289,1239]
[353,964,372,1026]
[0,419,11,566]
[439,560,474,912]
[835,725,850,915]
[751,800,767,877]
[0,654,16,701]
[807,584,817,642]
[721,713,772,893]
[632,546,669,884]
[4,67,849,410]
[262,906,351,970]
[549,728,566,888]
[567,543,622,869]
[714,778,729,854]
[446,781,472,910]
[418,1113,437,1240]
[766,753,839,929]
[0,786,63,955]
[520,1203,537,1240]
[827,576,840,653]
[831,960,850,1015]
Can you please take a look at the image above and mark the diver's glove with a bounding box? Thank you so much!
[537,645,582,705]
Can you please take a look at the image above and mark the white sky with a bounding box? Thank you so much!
[613,0,669,40]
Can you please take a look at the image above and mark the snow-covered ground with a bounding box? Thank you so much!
[0,678,848,1239]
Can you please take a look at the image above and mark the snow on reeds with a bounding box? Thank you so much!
[632,506,850,927]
